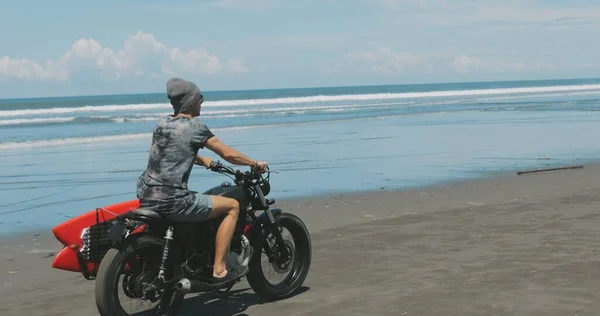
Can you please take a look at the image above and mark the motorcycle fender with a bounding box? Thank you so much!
[107,222,129,243]
[107,222,148,244]
[246,208,282,238]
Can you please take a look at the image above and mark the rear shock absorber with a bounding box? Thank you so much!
[158,226,174,281]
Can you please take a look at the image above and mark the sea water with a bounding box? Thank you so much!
[2,78,600,233]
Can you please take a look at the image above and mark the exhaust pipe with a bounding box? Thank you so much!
[175,278,211,294]
[175,278,192,294]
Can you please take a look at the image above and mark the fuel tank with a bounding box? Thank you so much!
[202,182,249,210]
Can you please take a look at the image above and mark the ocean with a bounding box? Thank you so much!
[2,78,600,234]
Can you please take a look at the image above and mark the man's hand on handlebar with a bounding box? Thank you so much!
[204,159,268,174]
[253,160,268,174]
[194,155,213,169]
[208,160,223,171]
[207,157,267,173]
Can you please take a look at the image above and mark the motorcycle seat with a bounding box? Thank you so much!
[132,208,163,222]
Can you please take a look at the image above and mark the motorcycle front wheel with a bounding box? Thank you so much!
[246,212,312,301]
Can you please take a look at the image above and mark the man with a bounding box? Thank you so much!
[137,77,267,287]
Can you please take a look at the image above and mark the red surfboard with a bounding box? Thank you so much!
[51,199,140,272]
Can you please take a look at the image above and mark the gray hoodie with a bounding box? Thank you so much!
[137,78,214,212]
[166,77,204,116]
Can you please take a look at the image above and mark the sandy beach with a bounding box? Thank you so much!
[2,163,600,315]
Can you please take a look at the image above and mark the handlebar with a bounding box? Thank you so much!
[197,160,276,207]
[202,160,275,183]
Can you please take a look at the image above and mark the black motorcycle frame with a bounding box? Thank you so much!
[105,162,290,295]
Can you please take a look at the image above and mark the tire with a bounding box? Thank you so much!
[95,235,183,316]
[246,212,312,301]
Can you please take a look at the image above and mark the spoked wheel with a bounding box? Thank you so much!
[95,235,183,316]
[246,212,312,301]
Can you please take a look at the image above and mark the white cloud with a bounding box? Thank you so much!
[474,3,600,25]
[452,54,555,73]
[342,47,429,74]
[214,0,275,10]
[452,54,481,73]
[333,48,556,76]
[226,58,250,74]
[142,0,275,13]
[378,0,449,9]
[0,31,248,81]
[379,0,600,28]
[0,57,68,80]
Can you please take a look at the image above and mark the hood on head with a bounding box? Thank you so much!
[166,78,203,116]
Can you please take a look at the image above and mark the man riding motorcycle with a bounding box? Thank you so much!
[136,77,268,288]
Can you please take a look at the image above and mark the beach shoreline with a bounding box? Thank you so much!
[3,161,600,315]
[0,155,587,239]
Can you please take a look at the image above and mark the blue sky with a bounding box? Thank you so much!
[0,0,599,98]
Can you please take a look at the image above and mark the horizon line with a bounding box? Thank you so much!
[1,76,600,102]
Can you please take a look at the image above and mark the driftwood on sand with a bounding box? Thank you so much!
[517,165,583,175]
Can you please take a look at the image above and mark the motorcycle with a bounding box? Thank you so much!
[50,161,312,316]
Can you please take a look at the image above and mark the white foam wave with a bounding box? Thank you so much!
[0,109,473,151]
[0,103,169,118]
[114,117,159,123]
[0,102,413,126]
[0,117,76,126]
[0,125,279,150]
[2,84,600,118]
[0,116,162,126]
[0,110,473,151]
[205,101,412,115]
[475,90,600,102]
[0,133,153,150]
[206,84,600,107]
[0,100,411,119]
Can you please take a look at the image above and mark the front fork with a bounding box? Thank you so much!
[254,182,290,259]
[264,219,290,261]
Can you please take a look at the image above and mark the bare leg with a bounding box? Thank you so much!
[207,195,240,278]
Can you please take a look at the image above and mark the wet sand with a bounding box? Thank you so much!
[2,164,600,315]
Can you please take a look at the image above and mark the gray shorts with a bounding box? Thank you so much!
[167,193,213,222]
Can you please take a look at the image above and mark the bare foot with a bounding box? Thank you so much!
[213,269,228,279]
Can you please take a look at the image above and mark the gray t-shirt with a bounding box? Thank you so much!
[137,115,214,212]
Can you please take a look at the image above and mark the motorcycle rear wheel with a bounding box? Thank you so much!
[95,235,183,316]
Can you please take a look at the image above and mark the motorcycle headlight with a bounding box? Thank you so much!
[259,181,270,196]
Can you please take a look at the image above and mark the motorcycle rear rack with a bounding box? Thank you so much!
[76,208,117,280]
